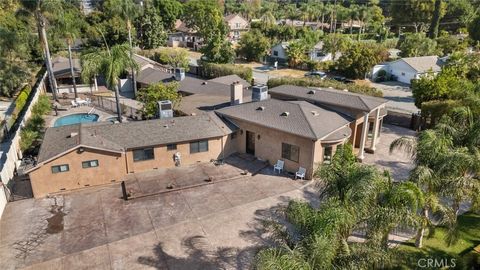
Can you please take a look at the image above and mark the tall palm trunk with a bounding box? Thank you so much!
[38,15,57,100]
[67,41,78,99]
[415,207,428,248]
[127,20,137,97]
[114,83,123,123]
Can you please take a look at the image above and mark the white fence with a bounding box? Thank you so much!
[57,84,96,94]
[0,72,47,218]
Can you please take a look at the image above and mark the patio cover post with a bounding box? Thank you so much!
[370,108,381,152]
[358,112,369,160]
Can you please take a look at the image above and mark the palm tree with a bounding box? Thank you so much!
[81,44,138,123]
[19,0,62,100]
[104,0,139,97]
[58,9,81,99]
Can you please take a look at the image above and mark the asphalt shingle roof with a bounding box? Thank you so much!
[216,99,352,140]
[399,56,443,73]
[269,85,387,113]
[37,114,233,164]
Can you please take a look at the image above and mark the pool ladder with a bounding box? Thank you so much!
[88,107,96,115]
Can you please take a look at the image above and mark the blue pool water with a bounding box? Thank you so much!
[54,113,99,127]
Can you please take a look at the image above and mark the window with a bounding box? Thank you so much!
[235,22,241,28]
[323,146,333,164]
[51,164,69,174]
[190,140,209,153]
[166,144,177,151]
[316,52,325,57]
[133,148,155,162]
[273,50,278,56]
[82,160,99,168]
[281,143,300,163]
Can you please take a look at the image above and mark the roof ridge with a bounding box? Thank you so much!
[296,102,318,139]
[357,96,371,111]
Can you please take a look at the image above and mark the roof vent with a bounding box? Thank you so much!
[280,111,289,117]
[69,132,78,138]
[343,89,348,92]
[328,87,333,89]
[256,106,265,111]
[311,111,319,116]
[163,125,169,128]
[202,81,208,85]
[307,90,316,94]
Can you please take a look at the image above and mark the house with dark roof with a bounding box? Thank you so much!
[371,56,444,85]
[167,20,203,51]
[268,85,388,160]
[216,99,352,178]
[26,113,236,197]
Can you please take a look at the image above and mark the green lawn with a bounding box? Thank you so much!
[395,212,480,269]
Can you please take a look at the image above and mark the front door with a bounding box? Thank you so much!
[246,131,255,155]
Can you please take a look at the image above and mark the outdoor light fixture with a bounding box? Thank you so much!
[257,134,261,140]
[78,147,85,153]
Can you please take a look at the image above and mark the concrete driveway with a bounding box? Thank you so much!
[0,168,315,270]
[370,81,418,114]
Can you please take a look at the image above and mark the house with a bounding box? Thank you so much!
[216,99,352,178]
[371,56,443,85]
[167,20,203,51]
[52,56,101,94]
[136,67,251,115]
[26,113,236,197]
[308,41,340,62]
[270,42,289,64]
[224,14,249,41]
[268,85,388,160]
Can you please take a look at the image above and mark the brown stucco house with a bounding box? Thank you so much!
[224,14,249,41]
[268,85,388,160]
[26,113,236,197]
[216,99,353,179]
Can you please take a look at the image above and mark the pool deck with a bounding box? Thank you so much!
[46,106,117,127]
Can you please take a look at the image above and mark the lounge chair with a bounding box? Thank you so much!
[273,160,284,173]
[71,100,79,108]
[76,98,88,106]
[295,167,306,180]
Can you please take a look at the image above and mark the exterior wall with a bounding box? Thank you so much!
[309,50,334,62]
[226,15,249,41]
[271,44,288,60]
[57,84,97,94]
[125,137,230,173]
[228,119,317,179]
[29,148,126,198]
[387,60,417,84]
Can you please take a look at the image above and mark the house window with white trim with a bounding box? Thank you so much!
[82,160,99,168]
[133,148,155,161]
[190,140,209,153]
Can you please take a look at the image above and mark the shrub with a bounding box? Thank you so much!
[267,77,383,97]
[19,94,51,154]
[19,129,38,152]
[200,62,253,82]
[31,95,51,116]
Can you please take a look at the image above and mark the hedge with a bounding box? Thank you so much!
[200,62,253,82]
[19,94,51,153]
[267,77,383,97]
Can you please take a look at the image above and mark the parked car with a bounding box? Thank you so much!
[332,76,354,84]
[305,71,327,79]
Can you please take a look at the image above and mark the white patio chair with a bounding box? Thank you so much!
[71,100,79,108]
[295,167,306,180]
[273,160,284,173]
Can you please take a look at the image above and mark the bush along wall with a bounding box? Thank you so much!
[19,95,51,154]
[200,62,253,83]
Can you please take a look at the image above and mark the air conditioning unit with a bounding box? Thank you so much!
[174,67,185,81]
[252,85,268,101]
[157,100,173,119]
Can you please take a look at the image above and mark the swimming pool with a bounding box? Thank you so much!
[54,113,100,127]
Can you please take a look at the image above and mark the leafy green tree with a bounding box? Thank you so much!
[236,29,270,62]
[436,32,468,55]
[182,0,224,42]
[390,0,436,33]
[398,33,439,57]
[201,36,235,64]
[322,33,351,61]
[151,47,190,69]
[81,44,138,122]
[151,0,183,31]
[137,82,181,119]
[444,0,479,29]
[138,7,167,49]
[336,43,386,79]
[468,15,480,43]
[428,0,446,39]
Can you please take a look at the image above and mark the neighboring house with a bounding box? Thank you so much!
[52,56,100,94]
[269,85,388,160]
[371,56,443,85]
[167,20,203,51]
[270,42,289,63]
[26,113,236,197]
[224,14,249,41]
[308,41,340,62]
[216,99,352,178]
